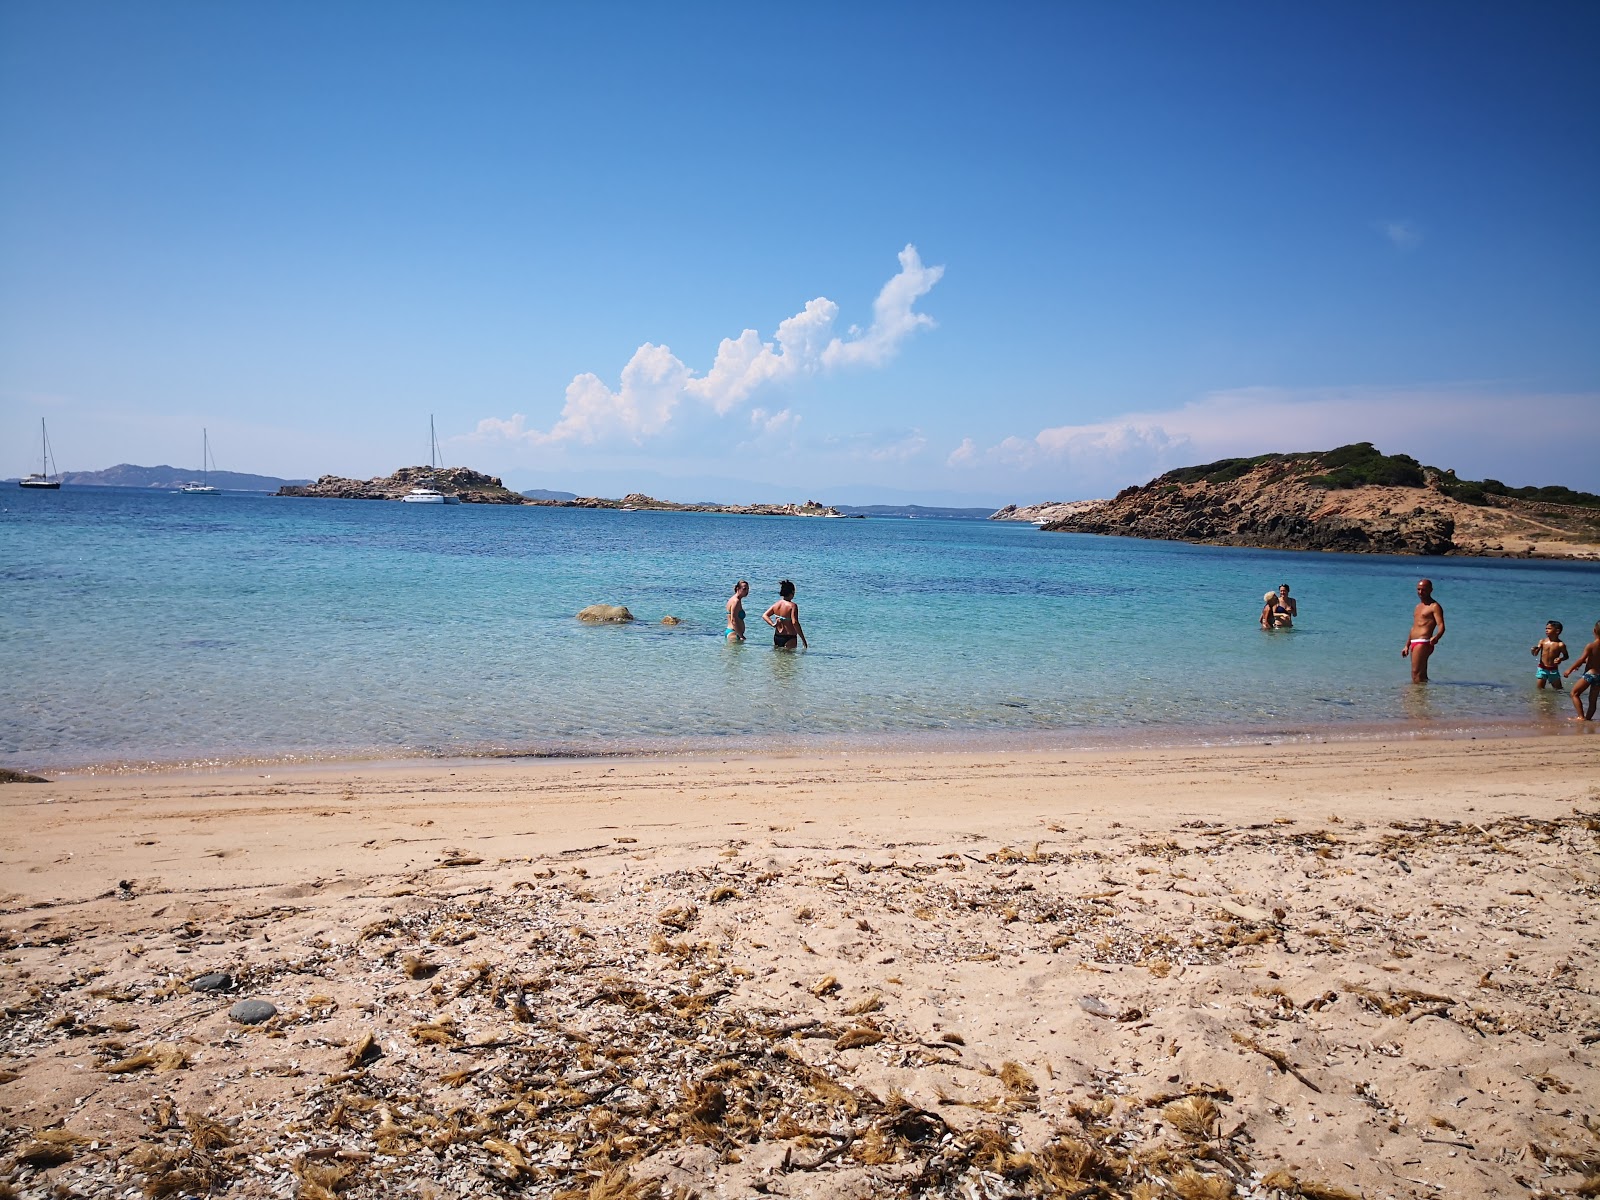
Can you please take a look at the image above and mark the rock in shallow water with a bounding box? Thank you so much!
[228,999,277,1024]
[576,604,634,623]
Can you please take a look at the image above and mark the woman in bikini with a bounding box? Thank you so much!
[763,579,808,650]
[725,579,749,642]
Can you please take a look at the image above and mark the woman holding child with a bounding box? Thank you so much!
[1260,583,1297,629]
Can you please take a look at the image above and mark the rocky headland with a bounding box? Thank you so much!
[277,467,526,503]
[1021,444,1600,558]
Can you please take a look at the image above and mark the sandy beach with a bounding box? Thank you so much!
[2,733,1598,1198]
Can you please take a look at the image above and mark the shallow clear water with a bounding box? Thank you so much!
[3,486,1597,769]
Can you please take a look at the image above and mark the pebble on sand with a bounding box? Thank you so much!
[228,999,277,1025]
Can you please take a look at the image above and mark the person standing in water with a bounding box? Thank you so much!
[1401,578,1445,683]
[1275,584,1298,621]
[1531,620,1567,689]
[763,579,808,650]
[1565,621,1600,720]
[725,579,749,642]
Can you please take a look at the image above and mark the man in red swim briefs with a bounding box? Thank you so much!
[1401,578,1445,683]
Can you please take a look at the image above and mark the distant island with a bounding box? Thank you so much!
[4,463,312,491]
[525,492,850,517]
[281,470,852,516]
[1003,443,1600,559]
[279,467,526,503]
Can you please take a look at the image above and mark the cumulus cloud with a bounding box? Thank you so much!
[951,384,1600,496]
[476,246,943,447]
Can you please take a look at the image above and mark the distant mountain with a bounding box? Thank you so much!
[520,488,579,501]
[832,504,996,520]
[9,463,313,491]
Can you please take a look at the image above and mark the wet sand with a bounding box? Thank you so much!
[2,734,1597,1198]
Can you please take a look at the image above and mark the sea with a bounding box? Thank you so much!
[3,485,1597,772]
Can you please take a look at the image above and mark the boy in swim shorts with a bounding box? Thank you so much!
[1563,621,1600,720]
[1532,620,1567,689]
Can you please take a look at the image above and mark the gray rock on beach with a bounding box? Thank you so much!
[189,972,235,993]
[577,604,634,623]
[228,999,277,1025]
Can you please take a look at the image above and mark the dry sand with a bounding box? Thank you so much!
[2,733,1598,1199]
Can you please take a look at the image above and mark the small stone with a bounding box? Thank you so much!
[228,999,277,1025]
[660,615,680,625]
[189,972,234,994]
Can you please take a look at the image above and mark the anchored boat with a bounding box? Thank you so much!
[19,418,61,489]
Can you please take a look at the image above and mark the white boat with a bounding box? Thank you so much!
[179,429,221,494]
[402,415,459,504]
[19,418,62,489]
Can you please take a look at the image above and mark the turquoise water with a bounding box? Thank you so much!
[3,486,1597,770]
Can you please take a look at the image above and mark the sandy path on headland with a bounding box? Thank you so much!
[2,734,1597,1199]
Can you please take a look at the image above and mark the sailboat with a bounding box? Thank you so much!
[19,418,61,488]
[401,415,459,504]
[179,429,221,494]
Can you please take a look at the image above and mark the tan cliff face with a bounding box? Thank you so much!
[1036,460,1600,558]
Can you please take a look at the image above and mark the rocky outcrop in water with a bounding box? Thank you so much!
[991,499,1108,524]
[277,467,526,503]
[576,605,634,623]
[529,493,845,516]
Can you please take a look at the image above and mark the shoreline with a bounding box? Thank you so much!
[8,708,1599,779]
[1,735,1596,1197]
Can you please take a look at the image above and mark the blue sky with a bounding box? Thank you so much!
[3,2,1596,504]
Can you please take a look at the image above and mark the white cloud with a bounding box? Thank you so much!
[952,384,1600,497]
[748,406,801,437]
[825,429,929,463]
[1379,219,1422,250]
[475,246,943,447]
[820,245,945,369]
[946,436,978,467]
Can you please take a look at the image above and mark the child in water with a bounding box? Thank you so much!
[1564,621,1600,720]
[1259,591,1291,629]
[1531,621,1567,689]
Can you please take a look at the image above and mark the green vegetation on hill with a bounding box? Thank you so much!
[1157,443,1423,489]
[1154,442,1598,507]
[1435,475,1600,509]
[1301,443,1426,489]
